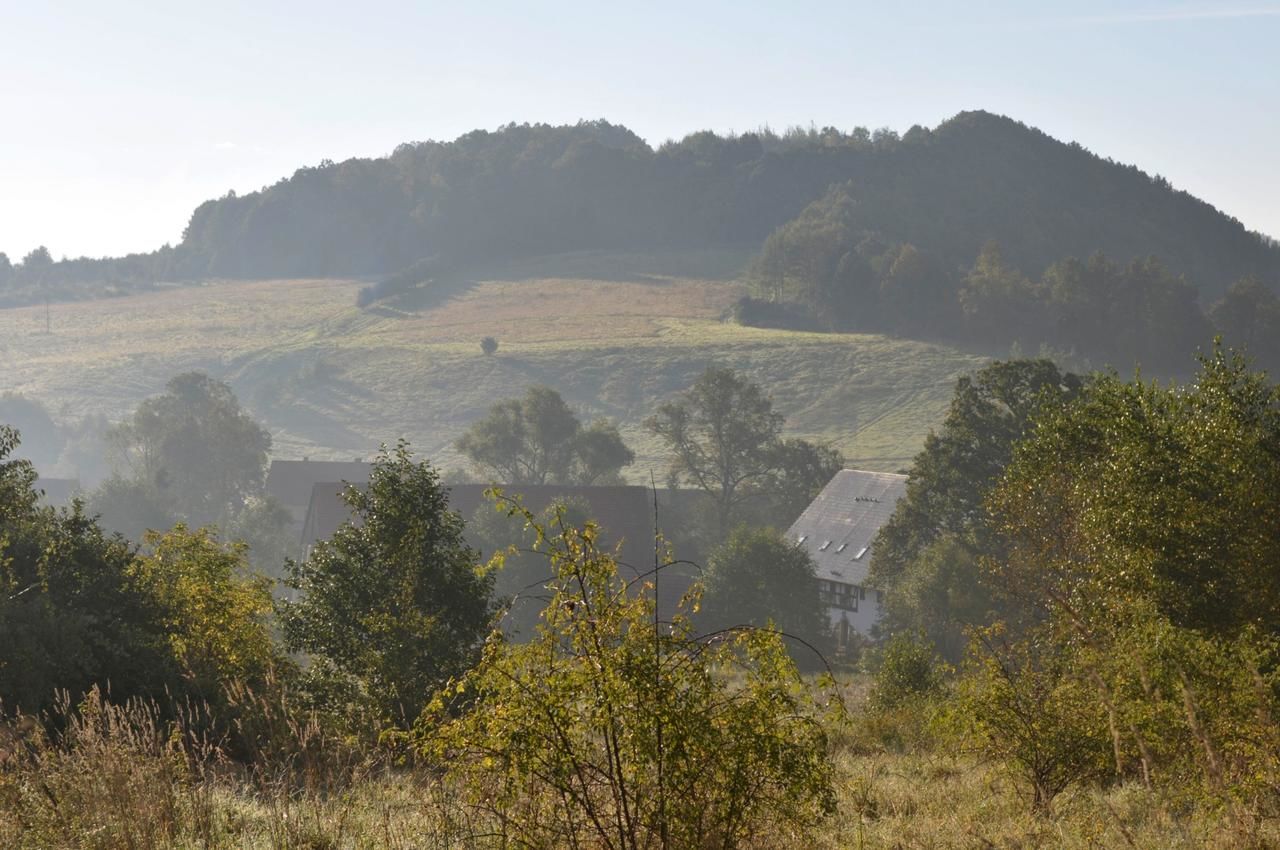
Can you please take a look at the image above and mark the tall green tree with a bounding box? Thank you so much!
[1209,275,1280,371]
[280,443,494,727]
[105,372,272,527]
[990,345,1280,637]
[456,385,634,485]
[701,526,830,663]
[760,437,846,526]
[870,359,1082,659]
[0,426,177,713]
[646,367,785,539]
[970,344,1280,795]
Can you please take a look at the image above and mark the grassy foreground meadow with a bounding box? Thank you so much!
[3,680,1271,850]
[0,250,987,475]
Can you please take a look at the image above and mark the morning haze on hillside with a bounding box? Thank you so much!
[2,3,1279,847]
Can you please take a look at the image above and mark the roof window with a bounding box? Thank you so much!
[818,540,832,551]
[853,546,869,560]
[835,542,848,553]
[797,534,807,544]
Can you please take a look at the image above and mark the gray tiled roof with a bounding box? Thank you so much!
[785,470,908,586]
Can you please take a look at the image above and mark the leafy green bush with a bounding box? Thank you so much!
[281,443,494,728]
[869,633,947,711]
[420,501,840,849]
[947,625,1113,812]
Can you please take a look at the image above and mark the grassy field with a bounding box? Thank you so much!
[0,250,987,478]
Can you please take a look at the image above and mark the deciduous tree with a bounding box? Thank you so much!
[701,526,830,662]
[456,385,634,485]
[870,359,1082,659]
[422,506,838,848]
[645,367,785,539]
[280,443,493,726]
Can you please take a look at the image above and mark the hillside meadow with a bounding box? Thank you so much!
[0,251,988,476]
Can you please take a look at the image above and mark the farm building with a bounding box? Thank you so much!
[35,477,81,508]
[265,458,372,532]
[299,481,694,623]
[786,469,908,648]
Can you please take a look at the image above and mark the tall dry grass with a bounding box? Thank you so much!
[4,680,1279,848]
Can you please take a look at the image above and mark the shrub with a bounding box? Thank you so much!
[480,336,498,355]
[420,500,840,849]
[869,633,947,711]
[947,625,1112,812]
[730,295,818,330]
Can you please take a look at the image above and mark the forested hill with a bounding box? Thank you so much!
[4,111,1277,303]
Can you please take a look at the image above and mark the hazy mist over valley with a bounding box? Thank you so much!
[3,3,1279,847]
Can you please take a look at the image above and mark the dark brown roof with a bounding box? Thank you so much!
[785,470,908,587]
[35,477,81,507]
[266,460,372,509]
[300,481,690,614]
[303,483,652,559]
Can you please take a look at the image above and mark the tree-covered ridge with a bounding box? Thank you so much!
[3,111,1276,305]
[751,179,1280,374]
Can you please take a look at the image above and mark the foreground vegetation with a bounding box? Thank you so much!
[5,343,1280,847]
[4,684,1277,849]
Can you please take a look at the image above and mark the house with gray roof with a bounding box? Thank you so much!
[786,469,908,648]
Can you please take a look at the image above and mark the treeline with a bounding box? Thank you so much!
[0,369,843,765]
[5,111,1277,305]
[0,244,182,308]
[748,180,1280,373]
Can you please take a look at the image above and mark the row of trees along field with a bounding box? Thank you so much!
[4,111,1277,307]
[746,180,1280,374]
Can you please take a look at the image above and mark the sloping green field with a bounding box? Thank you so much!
[0,251,987,477]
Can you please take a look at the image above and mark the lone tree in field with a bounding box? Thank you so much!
[480,336,498,355]
[456,385,634,485]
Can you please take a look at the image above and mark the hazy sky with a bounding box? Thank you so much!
[2,0,1277,260]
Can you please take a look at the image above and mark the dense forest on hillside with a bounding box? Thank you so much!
[745,186,1280,373]
[3,111,1277,309]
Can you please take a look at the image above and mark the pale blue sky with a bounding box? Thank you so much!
[2,0,1277,260]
